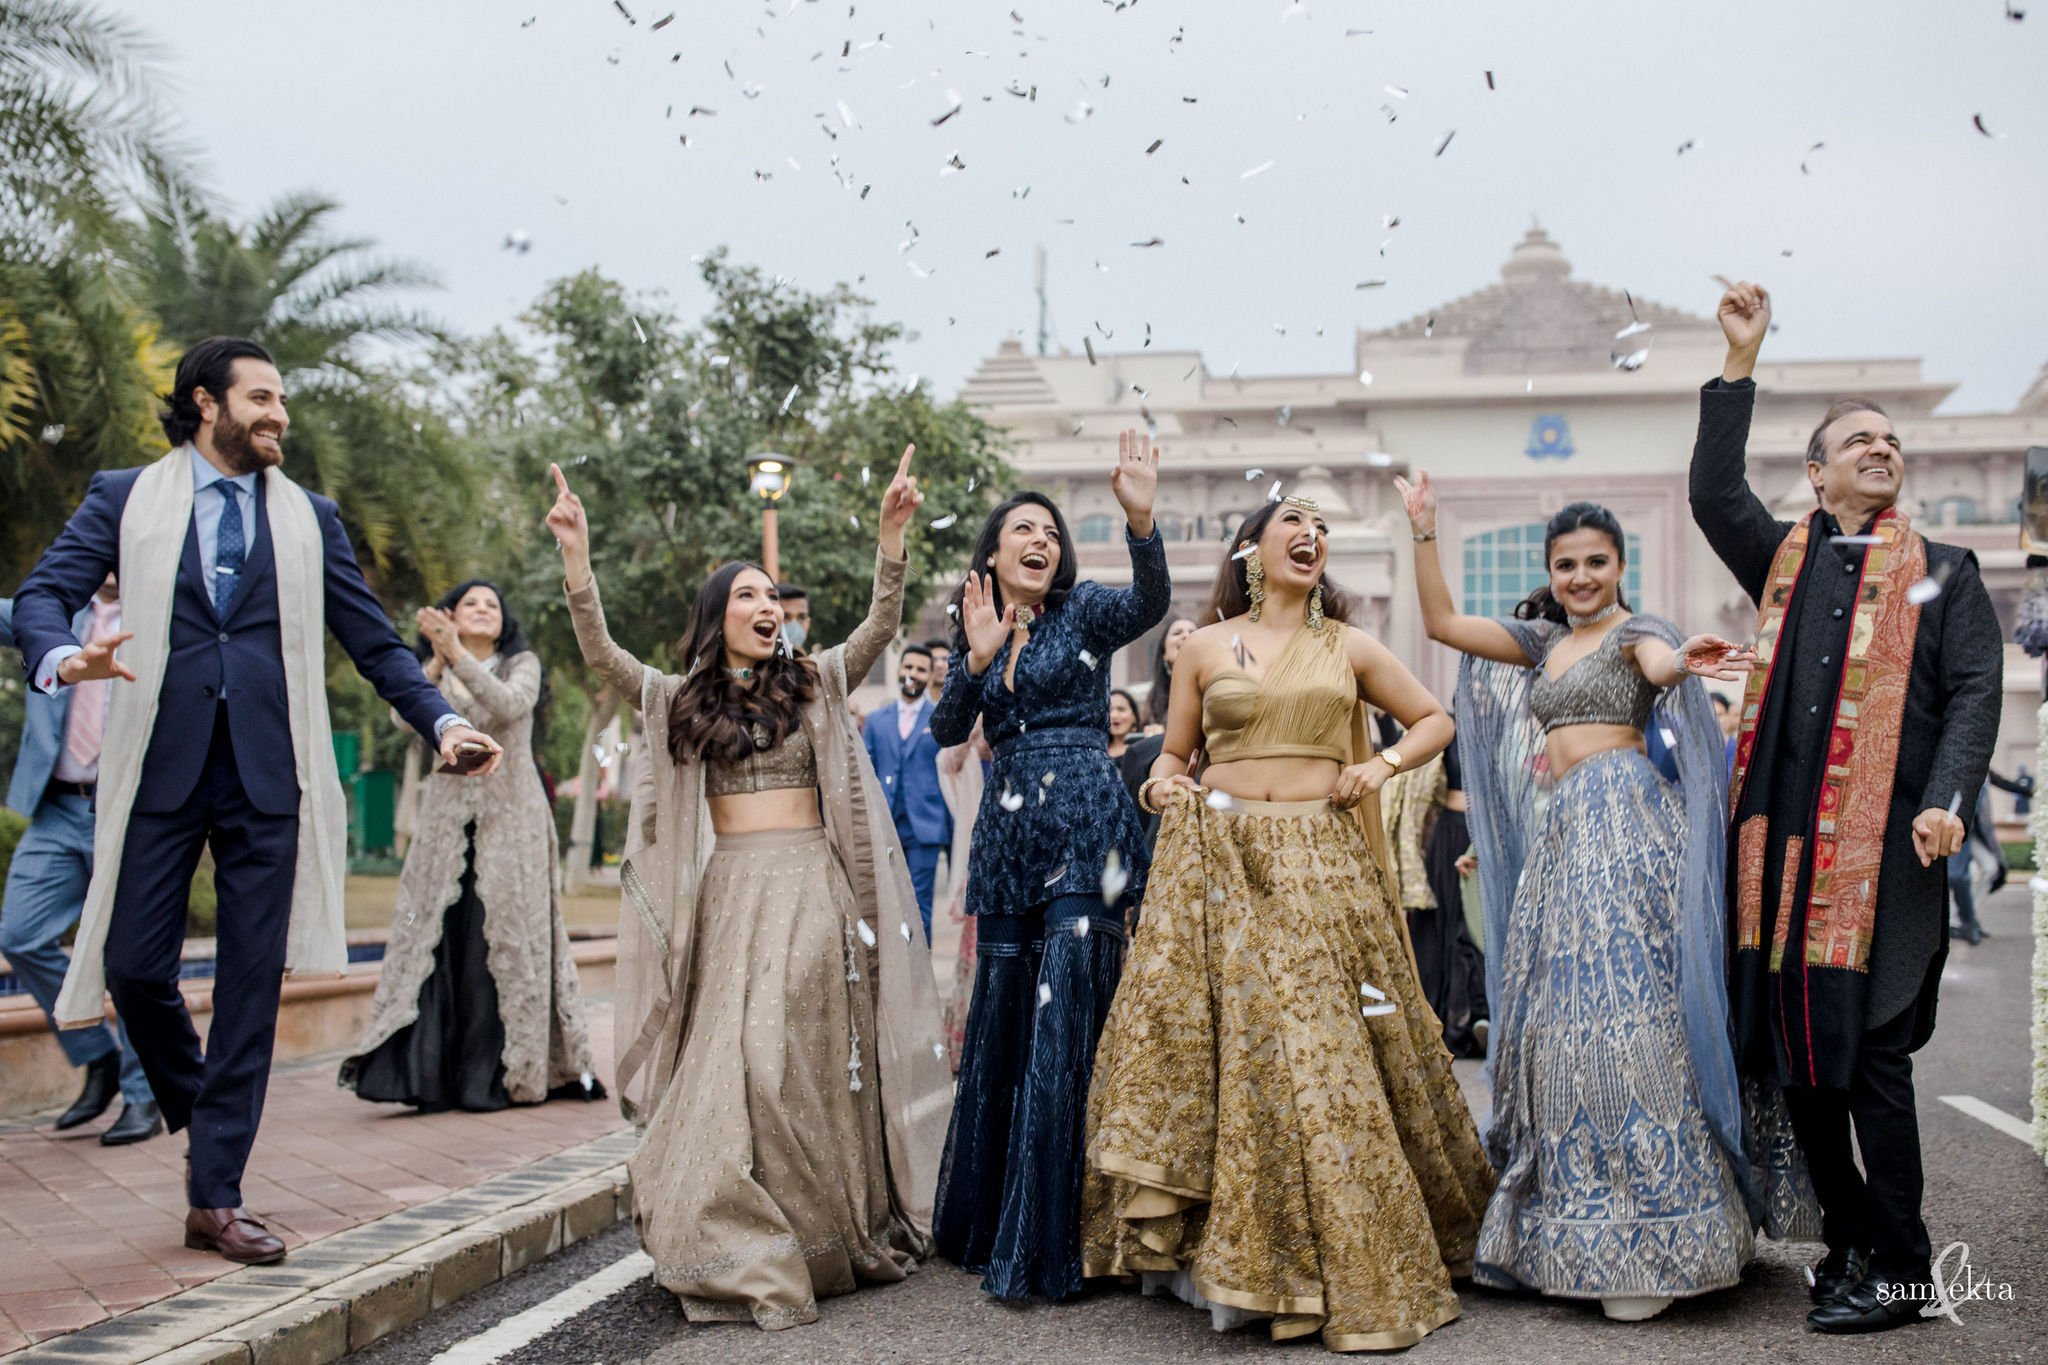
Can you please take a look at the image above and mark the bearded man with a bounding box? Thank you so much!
[11,337,503,1264]
[1689,284,2003,1334]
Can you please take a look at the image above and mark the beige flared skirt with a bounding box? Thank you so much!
[1083,797,1497,1352]
[628,826,928,1331]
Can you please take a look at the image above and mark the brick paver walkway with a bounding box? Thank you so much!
[0,1004,622,1353]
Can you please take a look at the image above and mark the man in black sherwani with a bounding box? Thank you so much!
[1690,282,2004,1334]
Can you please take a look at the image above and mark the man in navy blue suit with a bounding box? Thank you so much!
[0,579,161,1145]
[11,337,502,1264]
[863,643,951,939]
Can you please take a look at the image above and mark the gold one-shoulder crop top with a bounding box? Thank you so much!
[705,722,819,797]
[1202,625,1355,765]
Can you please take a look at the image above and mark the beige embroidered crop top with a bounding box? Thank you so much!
[704,722,819,797]
[1202,625,1355,765]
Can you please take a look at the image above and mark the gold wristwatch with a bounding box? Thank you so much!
[1380,748,1405,771]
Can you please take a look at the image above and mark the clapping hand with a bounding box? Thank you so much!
[1111,429,1159,539]
[1391,471,1438,536]
[877,443,921,556]
[959,572,1016,674]
[546,463,592,589]
[415,606,461,664]
[1676,634,1756,683]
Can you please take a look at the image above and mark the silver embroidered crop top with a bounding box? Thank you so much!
[704,722,819,797]
[1528,628,1660,733]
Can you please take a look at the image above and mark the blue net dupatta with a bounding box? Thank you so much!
[1455,613,1758,1219]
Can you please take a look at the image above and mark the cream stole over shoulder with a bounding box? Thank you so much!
[55,446,350,1027]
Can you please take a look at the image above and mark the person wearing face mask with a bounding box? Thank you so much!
[340,581,600,1113]
[1694,282,2003,1335]
[548,447,951,1333]
[1400,478,1798,1323]
[776,584,811,653]
[928,429,1170,1303]
[1084,496,1494,1351]
[864,644,952,939]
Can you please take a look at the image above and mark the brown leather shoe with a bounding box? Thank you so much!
[184,1207,286,1264]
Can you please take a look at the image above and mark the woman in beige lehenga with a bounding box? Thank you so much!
[1082,496,1497,1352]
[545,449,953,1332]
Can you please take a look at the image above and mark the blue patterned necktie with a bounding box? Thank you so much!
[214,481,245,617]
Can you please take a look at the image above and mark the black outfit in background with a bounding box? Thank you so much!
[347,824,511,1112]
[1689,376,2003,1281]
[1114,732,1164,857]
[1410,742,1488,1058]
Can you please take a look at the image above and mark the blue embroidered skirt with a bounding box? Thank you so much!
[1475,748,1753,1298]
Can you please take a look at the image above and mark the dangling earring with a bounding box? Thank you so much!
[1307,581,1326,633]
[1245,549,1266,622]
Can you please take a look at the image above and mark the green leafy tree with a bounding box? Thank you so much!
[0,0,182,584]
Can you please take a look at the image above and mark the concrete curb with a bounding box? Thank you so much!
[8,1130,636,1364]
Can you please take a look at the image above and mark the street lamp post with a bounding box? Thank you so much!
[745,451,796,580]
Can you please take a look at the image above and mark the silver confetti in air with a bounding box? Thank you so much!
[1240,159,1275,179]
[778,384,800,415]
[856,919,877,946]
[945,603,960,617]
[1078,649,1098,670]
[1074,917,1092,939]
[1100,849,1130,906]
[1044,863,1067,886]
[1037,983,1053,1007]
[1358,369,1374,385]
[901,921,912,941]
[1231,545,1256,561]
[1830,535,1882,546]
[1244,468,1265,480]
[1365,452,1394,468]
[1945,791,1963,818]
[999,788,1025,811]
[1359,981,1387,1002]
[709,354,731,368]
[502,229,532,253]
[861,466,871,486]
[39,424,64,445]
[1660,728,1678,749]
[1906,576,1942,606]
[930,513,959,530]
[1267,480,1283,502]
[1205,790,1235,811]
[1041,771,1057,786]
[1361,1002,1398,1018]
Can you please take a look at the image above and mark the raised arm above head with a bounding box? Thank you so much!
[1392,470,1532,666]
[841,444,919,681]
[550,463,652,705]
[1078,430,1172,649]
[1691,281,1791,602]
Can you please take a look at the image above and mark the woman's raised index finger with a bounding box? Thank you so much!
[895,443,916,483]
[550,463,569,496]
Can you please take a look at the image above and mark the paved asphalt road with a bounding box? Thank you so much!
[360,883,2048,1364]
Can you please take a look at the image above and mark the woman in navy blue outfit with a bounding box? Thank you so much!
[930,429,1170,1300]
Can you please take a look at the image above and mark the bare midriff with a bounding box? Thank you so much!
[708,788,824,836]
[1545,723,1647,785]
[1201,754,1344,804]
[1443,790,1469,813]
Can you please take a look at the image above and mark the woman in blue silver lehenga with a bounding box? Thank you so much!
[1396,478,1818,1321]
[930,430,1171,1300]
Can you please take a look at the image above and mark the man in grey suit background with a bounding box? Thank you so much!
[0,576,160,1144]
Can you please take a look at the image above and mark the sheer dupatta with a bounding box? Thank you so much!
[1456,613,1760,1222]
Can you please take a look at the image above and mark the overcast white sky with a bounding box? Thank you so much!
[111,0,2046,410]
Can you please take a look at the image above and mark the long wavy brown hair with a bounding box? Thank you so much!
[669,562,818,765]
[1204,501,1358,627]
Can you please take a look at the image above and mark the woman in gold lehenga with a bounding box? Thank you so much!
[1082,496,1496,1353]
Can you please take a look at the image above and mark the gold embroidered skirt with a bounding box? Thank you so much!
[629,826,927,1331]
[1082,797,1496,1352]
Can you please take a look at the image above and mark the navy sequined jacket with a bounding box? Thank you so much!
[931,527,1171,916]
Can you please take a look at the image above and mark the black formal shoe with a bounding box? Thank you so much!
[1806,1272,1934,1334]
[54,1054,120,1131]
[100,1100,163,1146]
[1808,1247,1870,1304]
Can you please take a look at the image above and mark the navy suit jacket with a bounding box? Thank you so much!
[0,599,93,819]
[863,698,952,848]
[11,465,452,817]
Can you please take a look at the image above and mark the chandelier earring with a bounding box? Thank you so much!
[1245,548,1266,622]
[1308,581,1326,633]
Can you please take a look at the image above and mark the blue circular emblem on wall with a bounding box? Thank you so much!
[1526,415,1576,461]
